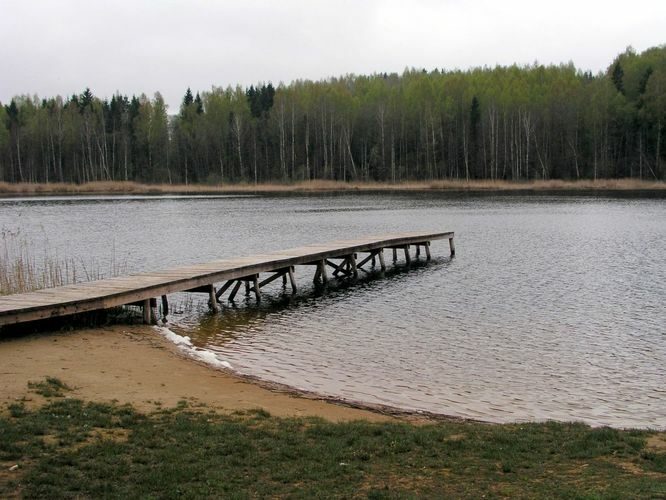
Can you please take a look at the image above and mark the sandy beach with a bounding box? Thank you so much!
[0,325,390,422]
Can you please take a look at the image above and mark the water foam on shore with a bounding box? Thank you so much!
[155,326,233,370]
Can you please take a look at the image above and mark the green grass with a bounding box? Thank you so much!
[0,398,664,498]
[27,377,72,398]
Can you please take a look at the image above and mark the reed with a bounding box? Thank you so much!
[0,230,127,295]
[0,178,664,196]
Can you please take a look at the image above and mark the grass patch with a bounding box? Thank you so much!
[0,399,664,498]
[27,377,72,398]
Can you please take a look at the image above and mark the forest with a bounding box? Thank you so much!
[1,45,664,185]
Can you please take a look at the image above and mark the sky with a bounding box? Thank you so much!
[1,0,665,110]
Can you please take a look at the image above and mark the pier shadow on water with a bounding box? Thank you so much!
[170,257,451,346]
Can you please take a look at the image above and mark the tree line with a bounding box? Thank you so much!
[1,45,664,184]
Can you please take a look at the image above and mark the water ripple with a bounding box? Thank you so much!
[2,193,664,428]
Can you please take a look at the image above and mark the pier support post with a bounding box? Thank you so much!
[282,274,287,286]
[393,248,397,263]
[314,260,328,285]
[288,266,297,293]
[350,253,358,279]
[404,245,411,265]
[208,284,219,312]
[378,249,386,271]
[161,295,169,322]
[425,241,431,261]
[449,237,456,257]
[244,280,251,296]
[142,299,154,325]
[416,245,421,258]
[320,260,328,284]
[253,275,261,301]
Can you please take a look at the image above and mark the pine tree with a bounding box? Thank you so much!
[194,92,204,114]
[612,62,625,95]
[182,88,194,109]
[79,88,94,111]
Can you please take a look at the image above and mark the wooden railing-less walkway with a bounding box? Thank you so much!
[0,231,454,327]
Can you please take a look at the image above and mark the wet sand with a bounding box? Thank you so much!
[0,325,391,422]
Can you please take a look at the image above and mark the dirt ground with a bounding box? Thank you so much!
[0,325,391,422]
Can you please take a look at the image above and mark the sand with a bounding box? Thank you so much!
[0,325,391,422]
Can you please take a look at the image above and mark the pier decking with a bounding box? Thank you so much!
[0,231,454,328]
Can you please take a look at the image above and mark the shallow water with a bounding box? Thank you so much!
[2,192,665,428]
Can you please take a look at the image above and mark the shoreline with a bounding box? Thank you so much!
[158,325,469,425]
[0,325,396,423]
[0,178,665,197]
[2,324,662,430]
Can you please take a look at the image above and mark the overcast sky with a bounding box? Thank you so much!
[1,0,664,110]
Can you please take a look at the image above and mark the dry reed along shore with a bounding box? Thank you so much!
[0,178,665,197]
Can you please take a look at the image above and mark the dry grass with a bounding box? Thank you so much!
[0,230,126,295]
[0,178,664,196]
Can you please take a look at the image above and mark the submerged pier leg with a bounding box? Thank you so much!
[319,259,328,284]
[393,248,397,263]
[244,280,251,296]
[449,237,456,256]
[416,245,421,258]
[378,249,386,271]
[208,284,219,312]
[425,241,431,261]
[288,266,297,293]
[350,253,358,279]
[404,245,411,265]
[161,295,169,322]
[253,274,261,302]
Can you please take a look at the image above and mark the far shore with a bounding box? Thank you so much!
[0,178,665,197]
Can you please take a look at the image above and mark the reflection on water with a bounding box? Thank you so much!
[2,192,665,428]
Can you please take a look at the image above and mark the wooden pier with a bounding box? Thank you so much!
[0,231,454,328]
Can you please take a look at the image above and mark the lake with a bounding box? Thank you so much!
[1,192,664,428]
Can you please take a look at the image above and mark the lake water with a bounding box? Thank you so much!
[1,192,665,428]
